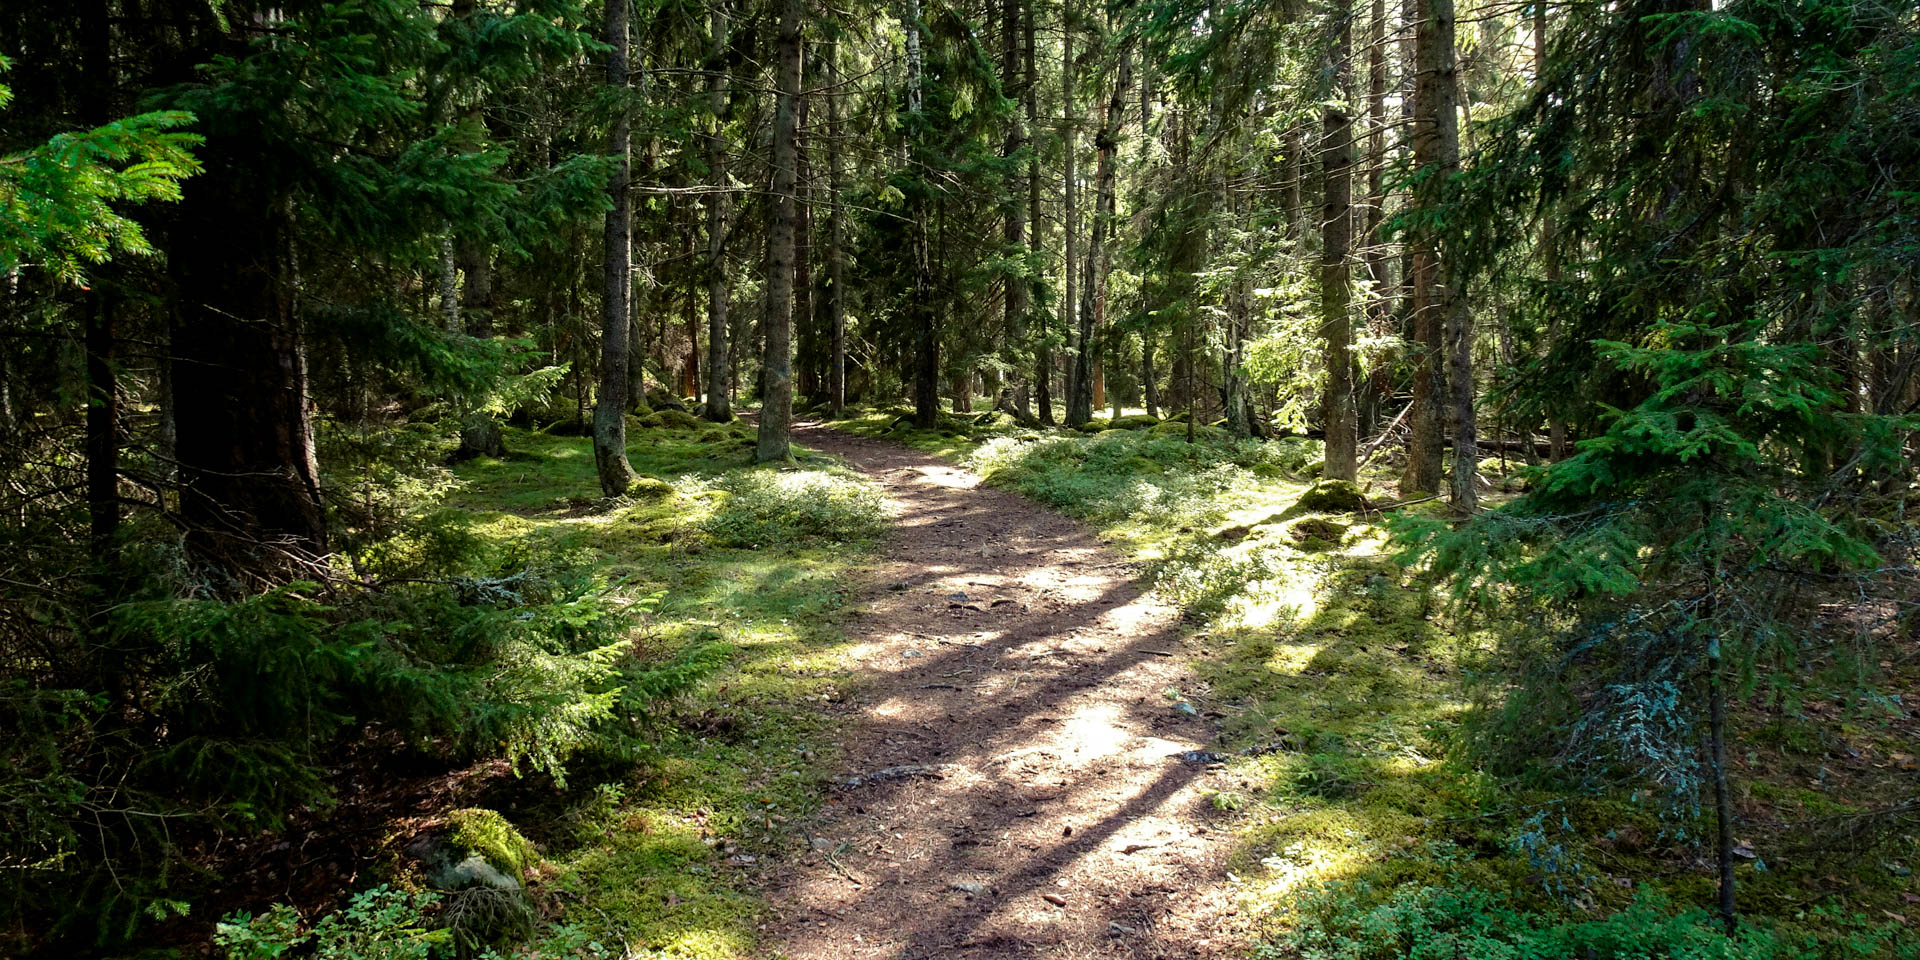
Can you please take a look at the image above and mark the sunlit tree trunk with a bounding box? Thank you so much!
[757,0,803,459]
[593,0,639,494]
[1322,1,1357,481]
[702,1,734,422]
[1056,10,1077,427]
[1070,39,1130,427]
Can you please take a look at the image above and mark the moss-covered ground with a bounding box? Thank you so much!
[430,418,880,959]
[828,404,1918,958]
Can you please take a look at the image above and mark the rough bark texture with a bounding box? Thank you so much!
[1054,15,1075,426]
[1401,0,1447,497]
[702,1,734,422]
[593,0,639,494]
[82,0,118,566]
[756,0,802,461]
[1426,0,1476,514]
[1321,7,1358,482]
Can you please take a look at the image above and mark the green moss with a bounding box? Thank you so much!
[1296,479,1368,513]
[446,808,538,880]
[641,409,706,431]
[1110,414,1161,430]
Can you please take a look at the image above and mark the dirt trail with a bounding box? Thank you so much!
[763,423,1244,960]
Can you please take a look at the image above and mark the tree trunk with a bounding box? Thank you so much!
[793,77,815,406]
[1426,0,1476,514]
[906,0,940,428]
[757,0,803,460]
[1322,5,1357,482]
[172,186,327,584]
[1401,0,1448,497]
[1002,0,1029,406]
[593,0,639,494]
[1069,39,1130,428]
[1056,12,1076,426]
[702,1,734,422]
[82,0,118,569]
[827,36,848,418]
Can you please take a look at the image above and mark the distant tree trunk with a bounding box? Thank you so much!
[1142,339,1161,418]
[757,0,803,460]
[82,0,118,567]
[1534,2,1566,460]
[1069,40,1130,427]
[1001,0,1029,407]
[794,76,816,406]
[593,0,639,494]
[906,0,940,428]
[1021,0,1041,421]
[1322,4,1358,482]
[826,36,848,418]
[702,1,734,422]
[1056,12,1077,426]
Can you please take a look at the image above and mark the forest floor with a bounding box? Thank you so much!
[760,422,1245,959]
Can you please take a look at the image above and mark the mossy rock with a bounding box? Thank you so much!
[643,386,689,411]
[1288,516,1349,551]
[1250,462,1291,479]
[1074,417,1111,433]
[641,409,705,431]
[1109,414,1161,430]
[1302,458,1325,478]
[1296,479,1369,513]
[445,808,536,881]
[1096,428,1131,438]
[1121,456,1166,475]
[626,477,674,499]
[1150,420,1190,436]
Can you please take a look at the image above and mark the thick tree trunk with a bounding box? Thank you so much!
[172,187,328,583]
[794,82,815,405]
[1426,0,1476,514]
[827,36,848,418]
[757,0,803,460]
[1021,0,1041,421]
[1069,41,1130,427]
[1322,6,1358,482]
[594,0,639,494]
[702,1,734,422]
[1401,0,1448,497]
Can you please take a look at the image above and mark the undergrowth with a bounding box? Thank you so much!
[186,415,884,960]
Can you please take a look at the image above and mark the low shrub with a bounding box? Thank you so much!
[698,469,888,548]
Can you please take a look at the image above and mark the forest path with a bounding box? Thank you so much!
[762,422,1243,960]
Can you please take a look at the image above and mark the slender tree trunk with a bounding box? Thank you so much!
[1001,0,1029,404]
[1322,4,1357,481]
[1021,0,1041,420]
[827,36,848,418]
[82,0,118,567]
[1069,40,1130,427]
[703,1,734,422]
[757,0,803,460]
[794,77,815,406]
[1057,12,1077,425]
[906,0,940,428]
[593,0,639,494]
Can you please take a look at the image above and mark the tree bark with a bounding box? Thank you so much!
[1002,0,1028,405]
[1069,39,1130,427]
[1400,0,1448,497]
[1426,0,1476,514]
[1322,4,1357,481]
[1055,11,1076,426]
[82,0,118,568]
[594,0,639,494]
[702,0,734,422]
[906,0,940,428]
[757,0,803,460]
